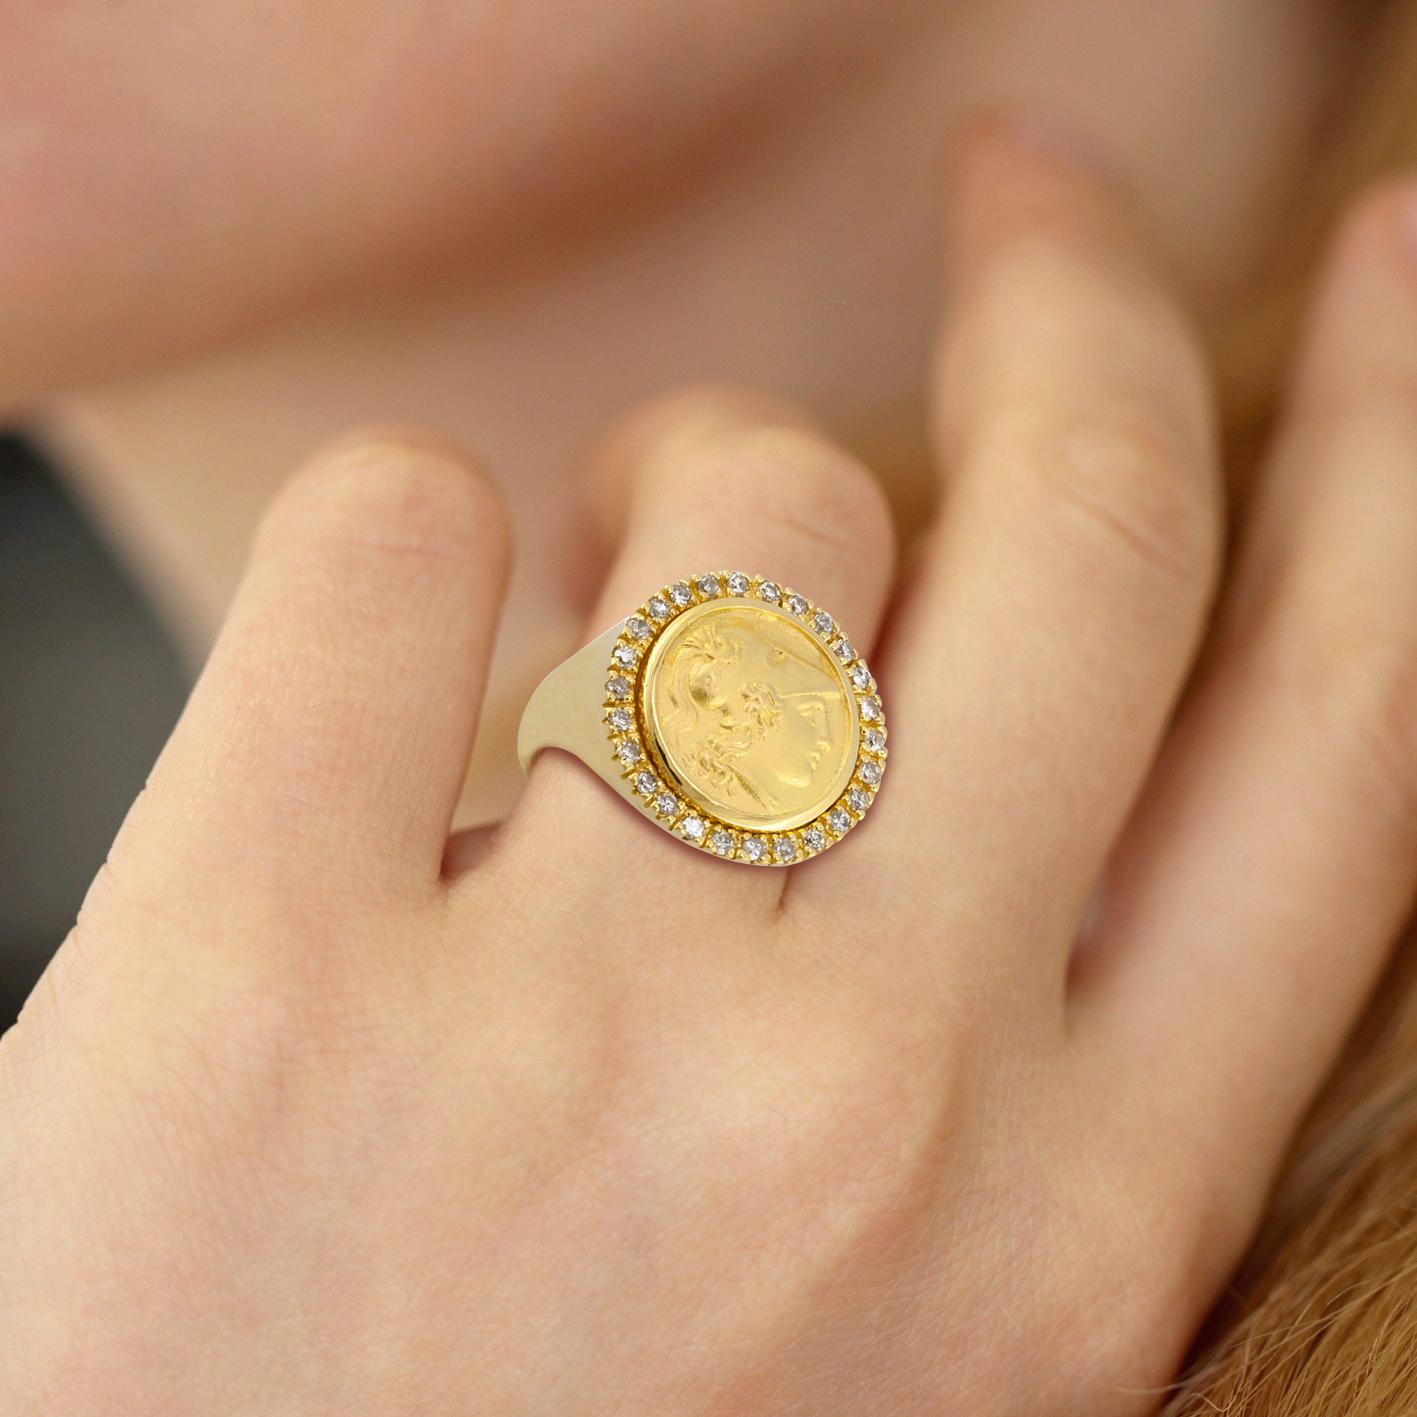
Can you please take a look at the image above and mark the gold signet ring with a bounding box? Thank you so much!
[517,572,886,865]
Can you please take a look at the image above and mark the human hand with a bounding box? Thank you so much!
[3,127,1415,1415]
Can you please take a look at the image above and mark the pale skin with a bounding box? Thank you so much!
[3,113,1417,1415]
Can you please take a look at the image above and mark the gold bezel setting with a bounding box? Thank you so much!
[601,572,886,865]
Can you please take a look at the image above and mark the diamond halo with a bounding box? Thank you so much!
[601,572,887,866]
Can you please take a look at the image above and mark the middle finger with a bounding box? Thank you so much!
[842,124,1223,997]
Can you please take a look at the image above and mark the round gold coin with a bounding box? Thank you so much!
[598,572,886,865]
[641,598,860,833]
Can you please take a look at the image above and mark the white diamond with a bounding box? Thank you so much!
[616,740,642,765]
[669,581,692,606]
[697,574,721,598]
[606,676,631,700]
[612,643,637,667]
[832,638,855,663]
[785,593,808,617]
[607,707,634,732]
[709,829,736,856]
[726,571,750,596]
[827,808,851,835]
[811,610,834,636]
[851,663,873,691]
[679,815,707,843]
[647,595,671,620]
[633,771,658,796]
[625,616,651,641]
[758,581,781,603]
[773,837,797,864]
[863,727,885,753]
[859,697,881,722]
[654,792,679,818]
[741,835,767,862]
[802,826,827,852]
[848,786,870,814]
[859,760,883,787]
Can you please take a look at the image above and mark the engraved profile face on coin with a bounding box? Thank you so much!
[642,600,858,831]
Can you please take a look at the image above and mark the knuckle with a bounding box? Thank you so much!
[261,431,510,573]
[944,230,1218,598]
[680,423,895,571]
[725,423,889,523]
[1002,399,1219,591]
[600,381,818,500]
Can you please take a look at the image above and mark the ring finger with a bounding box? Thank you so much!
[498,385,897,912]
[838,121,1223,999]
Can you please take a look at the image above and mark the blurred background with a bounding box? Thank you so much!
[0,434,187,1025]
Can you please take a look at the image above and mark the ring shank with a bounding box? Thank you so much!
[516,622,644,807]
